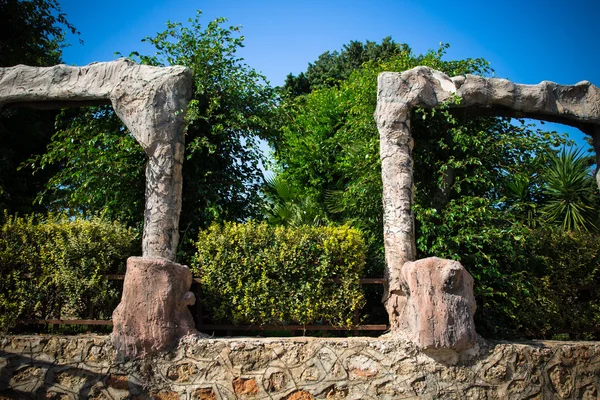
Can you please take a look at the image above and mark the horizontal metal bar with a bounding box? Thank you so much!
[21,274,600,293]
[575,285,600,291]
[21,319,113,326]
[192,278,386,285]
[360,278,387,284]
[547,327,600,335]
[19,320,388,331]
[196,324,388,331]
[104,274,125,280]
[24,274,388,285]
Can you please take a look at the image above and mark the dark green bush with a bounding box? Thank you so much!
[417,200,600,339]
[417,198,524,337]
[192,221,366,326]
[508,228,600,339]
[0,213,138,331]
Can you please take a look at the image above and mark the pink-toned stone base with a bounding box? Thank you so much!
[112,257,197,356]
[393,257,477,351]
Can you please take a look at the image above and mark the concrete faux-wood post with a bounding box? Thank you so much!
[0,60,199,354]
[375,73,417,332]
[375,66,600,350]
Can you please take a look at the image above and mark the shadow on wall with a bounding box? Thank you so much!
[0,351,143,399]
[1,335,600,399]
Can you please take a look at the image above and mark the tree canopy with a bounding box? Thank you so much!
[0,0,79,68]
[282,37,410,97]
[30,12,278,257]
[0,0,79,216]
[2,5,598,339]
[269,40,600,338]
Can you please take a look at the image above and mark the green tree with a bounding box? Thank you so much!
[33,106,146,228]
[272,41,580,336]
[501,145,599,232]
[32,12,278,259]
[0,0,79,67]
[504,173,542,228]
[0,0,79,216]
[272,43,507,269]
[282,37,410,97]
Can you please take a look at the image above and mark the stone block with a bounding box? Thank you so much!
[112,257,197,356]
[395,257,477,351]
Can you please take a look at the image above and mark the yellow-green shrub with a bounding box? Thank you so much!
[192,221,366,326]
[0,213,138,331]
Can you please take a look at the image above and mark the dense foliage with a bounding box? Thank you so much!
[192,221,366,327]
[272,40,600,338]
[261,175,329,227]
[272,43,504,275]
[282,37,409,96]
[2,2,598,339]
[0,0,79,67]
[30,12,278,257]
[458,226,600,339]
[32,107,146,228]
[0,213,137,331]
[520,229,600,339]
[540,148,599,231]
[0,0,79,216]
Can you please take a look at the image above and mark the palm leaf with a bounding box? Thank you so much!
[541,147,599,232]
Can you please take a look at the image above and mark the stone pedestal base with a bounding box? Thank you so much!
[392,257,477,351]
[112,257,197,356]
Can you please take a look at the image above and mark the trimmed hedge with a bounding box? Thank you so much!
[192,221,366,327]
[417,198,600,340]
[506,228,600,339]
[0,213,138,331]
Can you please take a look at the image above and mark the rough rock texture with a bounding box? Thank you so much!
[0,59,193,260]
[112,257,199,356]
[1,335,599,399]
[389,257,477,351]
[377,66,600,129]
[376,66,600,331]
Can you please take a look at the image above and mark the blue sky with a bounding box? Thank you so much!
[58,0,600,149]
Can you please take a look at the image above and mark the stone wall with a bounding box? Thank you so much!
[0,335,599,399]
